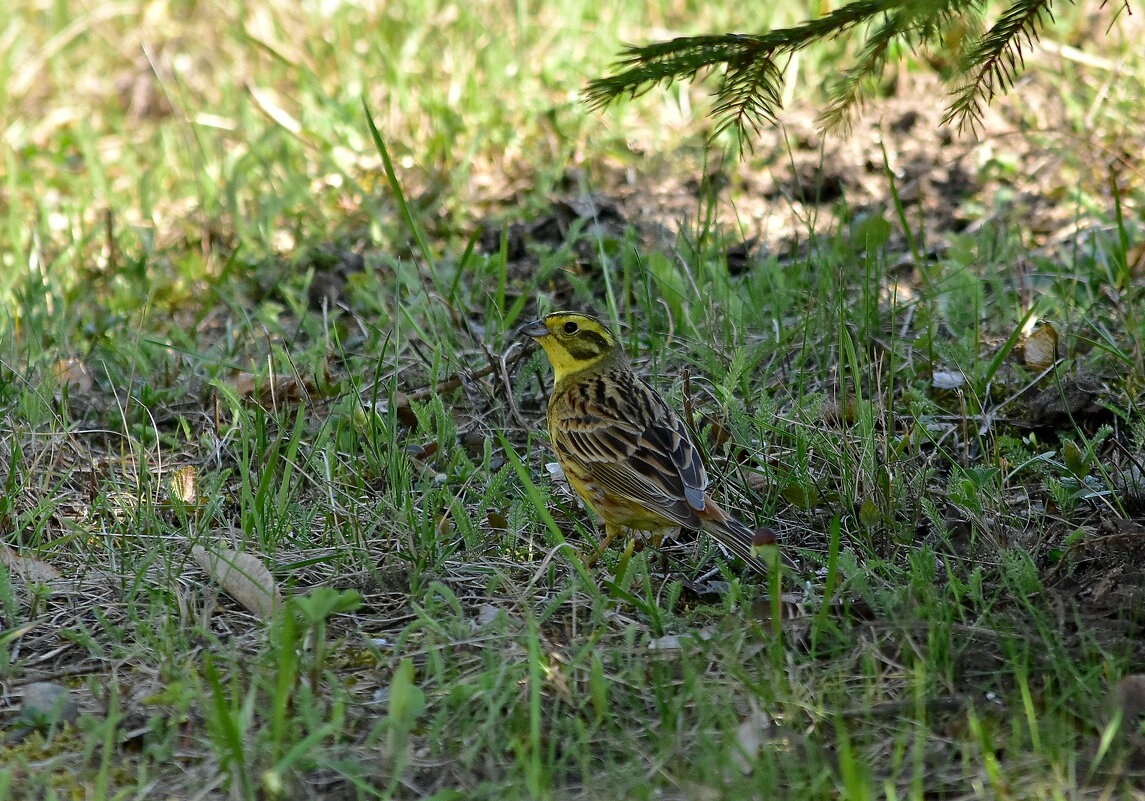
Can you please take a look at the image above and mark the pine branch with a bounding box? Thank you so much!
[710,51,785,137]
[583,34,770,110]
[584,0,902,133]
[584,0,1118,142]
[819,8,912,135]
[820,0,973,133]
[944,0,1056,130]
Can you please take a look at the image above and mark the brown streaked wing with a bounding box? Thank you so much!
[640,406,708,512]
[551,370,709,527]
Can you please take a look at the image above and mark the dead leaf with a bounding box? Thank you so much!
[406,441,438,461]
[472,604,504,628]
[1026,373,1107,426]
[169,465,197,505]
[646,634,686,651]
[373,394,419,429]
[1127,241,1145,278]
[732,702,773,774]
[228,367,329,406]
[1109,674,1145,743]
[781,482,819,510]
[1022,322,1059,371]
[701,414,734,450]
[394,395,419,428]
[745,471,771,493]
[0,544,61,583]
[821,398,857,425]
[647,629,714,651]
[191,545,280,619]
[458,426,488,456]
[1116,460,1145,505]
[931,370,966,390]
[50,358,93,393]
[229,372,258,398]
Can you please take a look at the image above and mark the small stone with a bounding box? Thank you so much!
[20,682,80,730]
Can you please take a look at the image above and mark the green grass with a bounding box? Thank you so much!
[2,0,1145,798]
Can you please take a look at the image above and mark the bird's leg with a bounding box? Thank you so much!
[586,522,623,566]
[648,527,680,574]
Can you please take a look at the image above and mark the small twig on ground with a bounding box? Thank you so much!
[407,338,533,405]
[490,341,533,433]
[407,361,498,402]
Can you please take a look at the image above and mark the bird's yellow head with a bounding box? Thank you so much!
[520,312,621,383]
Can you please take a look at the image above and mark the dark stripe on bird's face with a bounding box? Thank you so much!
[561,330,612,362]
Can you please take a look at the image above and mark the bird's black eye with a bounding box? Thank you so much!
[562,321,579,335]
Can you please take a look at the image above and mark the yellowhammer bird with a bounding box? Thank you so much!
[521,311,775,575]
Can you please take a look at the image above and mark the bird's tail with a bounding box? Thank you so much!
[698,501,778,575]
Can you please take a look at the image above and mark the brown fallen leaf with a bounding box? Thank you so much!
[406,441,438,461]
[701,414,734,451]
[1108,674,1145,747]
[191,545,280,619]
[1026,373,1108,426]
[1127,240,1145,279]
[369,394,419,429]
[394,394,419,429]
[227,366,331,407]
[50,358,93,393]
[1022,322,1059,371]
[0,544,61,584]
[169,465,198,505]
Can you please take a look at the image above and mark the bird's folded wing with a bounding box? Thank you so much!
[554,387,709,525]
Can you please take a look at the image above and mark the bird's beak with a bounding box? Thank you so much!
[519,319,550,339]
